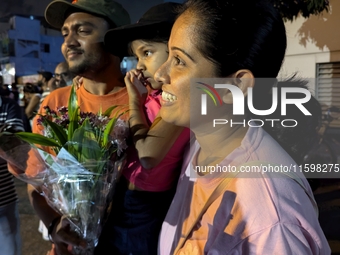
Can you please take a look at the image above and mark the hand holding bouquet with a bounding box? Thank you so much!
[0,86,129,254]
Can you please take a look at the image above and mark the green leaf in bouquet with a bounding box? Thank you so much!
[66,118,87,161]
[15,132,61,147]
[42,118,68,146]
[114,108,129,120]
[80,137,102,164]
[103,105,119,117]
[79,142,102,173]
[71,119,102,164]
[67,85,79,141]
[102,117,118,148]
[68,85,78,115]
[97,106,103,116]
[102,107,129,148]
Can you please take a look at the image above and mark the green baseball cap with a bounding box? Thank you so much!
[45,0,131,29]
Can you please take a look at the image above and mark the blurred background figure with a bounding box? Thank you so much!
[9,84,20,104]
[54,62,74,87]
[37,71,53,92]
[1,85,12,98]
[0,87,25,255]
[23,83,41,128]
[47,77,58,92]
[37,71,53,103]
[1,84,29,132]
[1,84,19,103]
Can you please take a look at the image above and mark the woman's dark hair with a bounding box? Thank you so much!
[179,0,321,163]
[179,0,286,78]
[24,83,40,94]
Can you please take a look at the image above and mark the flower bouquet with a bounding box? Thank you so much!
[0,86,129,254]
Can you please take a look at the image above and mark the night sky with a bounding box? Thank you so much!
[0,0,52,18]
[0,0,165,24]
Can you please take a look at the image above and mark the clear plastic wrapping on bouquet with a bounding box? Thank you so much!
[0,133,126,254]
[42,151,126,253]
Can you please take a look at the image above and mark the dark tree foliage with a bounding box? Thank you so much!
[272,0,330,21]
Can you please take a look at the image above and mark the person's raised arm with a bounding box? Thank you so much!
[25,94,40,119]
[125,70,184,169]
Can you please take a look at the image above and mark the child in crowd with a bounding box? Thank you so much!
[94,3,191,255]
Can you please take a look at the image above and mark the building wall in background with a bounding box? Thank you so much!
[0,15,64,77]
[279,0,340,128]
[279,0,340,82]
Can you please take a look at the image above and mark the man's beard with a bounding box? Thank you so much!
[69,59,91,75]
[68,47,109,76]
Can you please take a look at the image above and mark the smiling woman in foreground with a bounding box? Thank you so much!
[155,0,331,254]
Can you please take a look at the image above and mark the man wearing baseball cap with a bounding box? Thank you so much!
[26,1,131,255]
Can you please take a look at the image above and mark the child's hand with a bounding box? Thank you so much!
[73,76,83,90]
[125,69,148,105]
